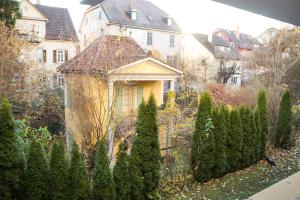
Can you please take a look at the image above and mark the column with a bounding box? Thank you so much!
[108,79,114,163]
[170,79,175,91]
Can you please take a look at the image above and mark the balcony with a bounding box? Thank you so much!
[17,31,43,43]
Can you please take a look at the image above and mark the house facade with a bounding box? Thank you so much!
[79,0,182,60]
[58,36,182,157]
[16,0,79,86]
[182,33,242,88]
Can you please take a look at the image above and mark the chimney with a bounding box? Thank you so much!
[236,26,240,40]
[36,0,41,5]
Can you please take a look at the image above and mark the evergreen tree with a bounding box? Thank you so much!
[254,110,262,162]
[250,112,258,163]
[132,94,161,198]
[239,107,253,168]
[0,0,22,28]
[128,143,143,200]
[49,141,69,200]
[257,91,268,157]
[25,139,49,200]
[69,142,90,200]
[92,140,115,200]
[0,98,22,199]
[220,105,230,171]
[211,108,227,178]
[113,143,130,200]
[276,90,293,149]
[227,109,243,171]
[191,92,214,182]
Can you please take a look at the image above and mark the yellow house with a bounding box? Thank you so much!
[59,36,182,157]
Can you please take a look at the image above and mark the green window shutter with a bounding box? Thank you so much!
[137,86,143,107]
[116,88,123,113]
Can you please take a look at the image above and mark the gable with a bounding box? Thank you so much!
[109,58,182,75]
[20,0,47,21]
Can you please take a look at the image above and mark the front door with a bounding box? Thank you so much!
[123,87,136,112]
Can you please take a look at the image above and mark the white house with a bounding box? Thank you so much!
[182,33,242,88]
[16,0,79,86]
[79,0,183,60]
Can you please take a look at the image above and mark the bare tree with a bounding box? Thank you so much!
[244,28,300,146]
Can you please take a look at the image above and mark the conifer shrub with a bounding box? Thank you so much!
[227,109,243,171]
[211,108,227,178]
[250,112,258,163]
[191,92,214,182]
[132,94,161,198]
[254,110,262,162]
[69,141,90,200]
[239,107,253,168]
[49,141,69,200]
[113,143,130,200]
[92,140,115,200]
[220,105,230,171]
[0,98,22,199]
[128,138,143,200]
[276,90,293,149]
[25,139,49,200]
[257,91,268,157]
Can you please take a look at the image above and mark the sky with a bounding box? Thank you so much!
[31,0,291,37]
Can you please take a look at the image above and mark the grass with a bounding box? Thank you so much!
[160,137,300,200]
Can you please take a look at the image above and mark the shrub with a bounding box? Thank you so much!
[92,140,115,200]
[239,107,253,167]
[276,90,293,149]
[113,143,130,200]
[227,109,243,171]
[254,110,262,162]
[191,92,214,182]
[0,98,22,199]
[133,94,161,198]
[25,139,49,200]
[69,141,90,200]
[49,141,69,200]
[257,91,268,157]
[128,140,143,200]
[211,108,227,177]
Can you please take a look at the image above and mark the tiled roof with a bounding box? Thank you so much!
[58,36,147,75]
[213,28,260,50]
[83,0,181,33]
[35,5,79,41]
[193,33,240,60]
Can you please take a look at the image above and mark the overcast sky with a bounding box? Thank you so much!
[31,0,291,37]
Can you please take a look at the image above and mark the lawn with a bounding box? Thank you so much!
[160,134,300,200]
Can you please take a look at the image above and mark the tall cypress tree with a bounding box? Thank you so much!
[92,140,115,200]
[211,108,227,178]
[220,105,230,171]
[227,109,243,171]
[257,91,268,157]
[25,139,49,200]
[113,143,130,200]
[276,90,293,149]
[69,142,90,200]
[250,112,258,164]
[239,107,253,168]
[128,142,143,200]
[0,98,22,199]
[191,92,214,182]
[254,110,262,162]
[133,94,161,199]
[49,141,69,200]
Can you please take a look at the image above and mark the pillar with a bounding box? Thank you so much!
[108,79,114,163]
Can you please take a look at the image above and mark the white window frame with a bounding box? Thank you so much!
[37,49,43,63]
[131,11,137,21]
[170,35,175,47]
[57,50,65,63]
[147,32,153,46]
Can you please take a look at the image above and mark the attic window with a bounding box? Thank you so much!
[129,9,137,21]
[165,17,172,26]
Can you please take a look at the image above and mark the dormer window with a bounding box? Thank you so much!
[164,16,172,26]
[129,9,137,21]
